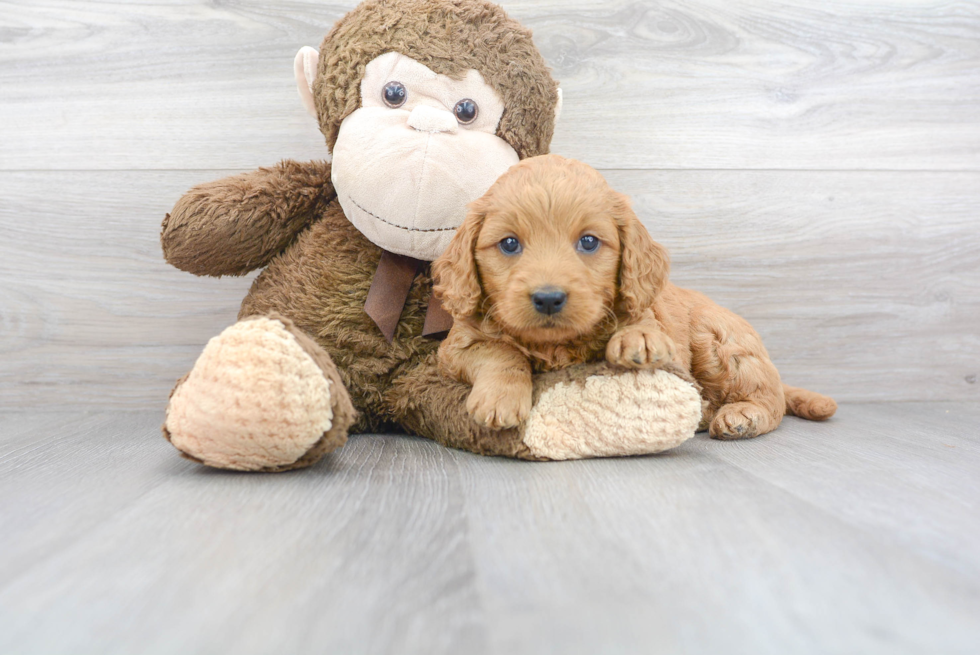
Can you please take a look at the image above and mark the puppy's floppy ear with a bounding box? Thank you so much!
[432,204,486,318]
[614,193,670,320]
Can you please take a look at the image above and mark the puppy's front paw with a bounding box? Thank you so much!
[466,378,532,430]
[606,326,676,370]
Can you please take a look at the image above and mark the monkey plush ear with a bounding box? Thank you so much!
[554,88,563,123]
[294,46,320,119]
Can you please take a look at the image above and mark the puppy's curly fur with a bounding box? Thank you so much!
[433,155,836,438]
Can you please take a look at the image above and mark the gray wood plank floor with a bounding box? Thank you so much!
[2,403,979,655]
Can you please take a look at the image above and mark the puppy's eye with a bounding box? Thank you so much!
[577,235,601,253]
[382,81,407,108]
[499,237,522,255]
[454,99,478,124]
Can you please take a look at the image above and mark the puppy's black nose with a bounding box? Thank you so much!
[532,288,567,315]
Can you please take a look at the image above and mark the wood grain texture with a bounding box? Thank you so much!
[1,169,976,408]
[454,402,980,655]
[1,0,978,170]
[613,169,980,402]
[0,412,486,654]
[0,169,257,409]
[1,404,979,654]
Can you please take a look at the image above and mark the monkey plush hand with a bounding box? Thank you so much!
[160,0,703,470]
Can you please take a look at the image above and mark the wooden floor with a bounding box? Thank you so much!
[2,403,978,654]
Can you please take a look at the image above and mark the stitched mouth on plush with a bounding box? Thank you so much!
[345,194,459,234]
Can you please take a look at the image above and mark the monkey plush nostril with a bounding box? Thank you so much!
[531,288,568,316]
[407,105,459,134]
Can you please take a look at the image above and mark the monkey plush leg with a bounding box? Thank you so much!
[519,364,703,459]
[162,314,356,471]
[387,354,703,460]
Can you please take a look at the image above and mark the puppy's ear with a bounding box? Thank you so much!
[432,205,486,318]
[614,194,670,320]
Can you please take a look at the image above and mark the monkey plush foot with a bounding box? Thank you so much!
[163,315,355,471]
[519,365,702,460]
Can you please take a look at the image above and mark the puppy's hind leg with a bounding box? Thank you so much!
[689,306,785,440]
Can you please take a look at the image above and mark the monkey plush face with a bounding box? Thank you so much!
[294,0,561,262]
[330,53,520,260]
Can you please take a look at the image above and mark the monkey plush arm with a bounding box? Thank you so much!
[161,160,335,276]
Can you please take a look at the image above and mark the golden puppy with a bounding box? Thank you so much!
[432,155,836,439]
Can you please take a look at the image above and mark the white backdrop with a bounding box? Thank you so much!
[1,0,978,408]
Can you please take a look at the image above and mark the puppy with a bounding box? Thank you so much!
[432,155,836,439]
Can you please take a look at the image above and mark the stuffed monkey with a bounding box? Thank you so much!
[161,0,703,471]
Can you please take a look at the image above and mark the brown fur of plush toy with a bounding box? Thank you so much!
[163,160,337,277]
[160,0,579,469]
[313,0,558,159]
[434,156,837,439]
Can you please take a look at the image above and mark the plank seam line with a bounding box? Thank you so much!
[1,168,979,174]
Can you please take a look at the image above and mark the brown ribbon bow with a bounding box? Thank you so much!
[364,250,453,342]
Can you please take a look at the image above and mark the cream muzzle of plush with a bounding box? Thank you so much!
[328,52,520,260]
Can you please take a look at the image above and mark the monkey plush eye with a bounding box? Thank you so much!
[454,99,478,124]
[382,81,407,108]
[498,236,522,255]
[577,235,601,253]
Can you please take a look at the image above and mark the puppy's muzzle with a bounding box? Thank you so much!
[532,287,567,315]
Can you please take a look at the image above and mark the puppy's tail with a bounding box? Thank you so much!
[783,385,837,421]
